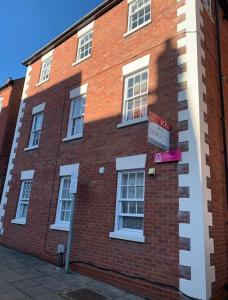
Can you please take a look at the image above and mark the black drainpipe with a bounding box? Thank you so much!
[215,1,228,207]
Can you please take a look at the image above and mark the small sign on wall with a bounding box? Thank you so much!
[148,112,171,150]
[154,149,182,163]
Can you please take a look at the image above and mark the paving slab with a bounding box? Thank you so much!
[0,246,145,300]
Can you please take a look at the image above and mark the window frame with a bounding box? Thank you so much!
[66,94,86,140]
[28,112,44,149]
[55,175,73,227]
[15,180,32,222]
[122,68,149,124]
[126,0,152,35]
[76,30,93,63]
[38,56,52,84]
[110,169,146,243]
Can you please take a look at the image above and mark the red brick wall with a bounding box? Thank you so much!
[202,4,228,298]
[0,78,24,196]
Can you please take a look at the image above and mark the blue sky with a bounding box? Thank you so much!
[0,0,102,86]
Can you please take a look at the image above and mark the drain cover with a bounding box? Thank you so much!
[64,288,107,300]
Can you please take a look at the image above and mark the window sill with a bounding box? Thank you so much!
[117,116,148,128]
[72,55,91,66]
[11,218,26,225]
[50,223,69,232]
[109,230,145,243]
[36,79,49,87]
[24,145,39,152]
[123,20,152,38]
[62,134,83,142]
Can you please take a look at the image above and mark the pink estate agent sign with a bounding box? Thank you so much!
[154,149,182,163]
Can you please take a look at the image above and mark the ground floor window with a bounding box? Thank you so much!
[117,170,145,231]
[16,180,32,220]
[56,176,73,224]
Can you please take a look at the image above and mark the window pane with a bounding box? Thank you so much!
[121,186,127,199]
[72,99,82,117]
[128,78,134,88]
[121,174,128,186]
[122,201,128,213]
[122,217,143,230]
[128,186,135,199]
[129,201,137,213]
[136,186,144,199]
[129,173,136,186]
[136,172,144,185]
[19,204,28,219]
[127,110,133,121]
[137,201,144,214]
[73,118,83,135]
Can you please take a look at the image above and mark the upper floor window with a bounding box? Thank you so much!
[39,57,52,83]
[77,30,93,62]
[68,95,86,138]
[29,112,43,148]
[123,69,148,123]
[63,83,88,142]
[128,0,151,32]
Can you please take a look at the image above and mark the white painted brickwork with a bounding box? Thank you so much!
[0,66,32,235]
[176,0,215,299]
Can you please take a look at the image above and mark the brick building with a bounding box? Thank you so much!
[0,78,24,198]
[0,0,227,299]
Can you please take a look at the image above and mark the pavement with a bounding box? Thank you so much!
[0,246,144,300]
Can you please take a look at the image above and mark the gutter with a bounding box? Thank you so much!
[22,0,123,66]
[215,1,228,205]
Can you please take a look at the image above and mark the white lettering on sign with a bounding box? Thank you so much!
[70,173,78,194]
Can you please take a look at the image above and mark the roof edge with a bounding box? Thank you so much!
[0,79,14,92]
[22,0,122,67]
[0,77,25,93]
